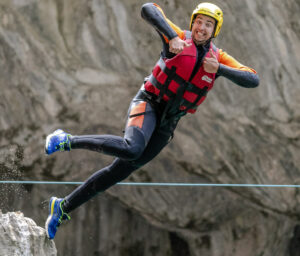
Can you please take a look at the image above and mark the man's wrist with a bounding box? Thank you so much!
[168,33,179,40]
[216,63,224,75]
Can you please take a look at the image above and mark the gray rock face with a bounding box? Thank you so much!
[0,0,300,255]
[0,211,56,256]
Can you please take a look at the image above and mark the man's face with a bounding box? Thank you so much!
[191,14,216,45]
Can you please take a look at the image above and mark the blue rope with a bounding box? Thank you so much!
[0,180,300,188]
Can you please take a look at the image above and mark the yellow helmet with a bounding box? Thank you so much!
[189,3,223,38]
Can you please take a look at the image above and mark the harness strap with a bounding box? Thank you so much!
[156,58,209,96]
[157,65,177,101]
[149,74,196,108]
[184,86,208,111]
[151,57,209,114]
[148,75,175,99]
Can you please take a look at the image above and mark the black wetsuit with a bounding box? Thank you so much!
[62,4,259,213]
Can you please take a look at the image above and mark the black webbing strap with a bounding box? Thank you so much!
[167,79,187,115]
[157,65,177,101]
[148,75,176,100]
[149,74,195,110]
[156,58,209,96]
[149,57,211,117]
[183,86,209,111]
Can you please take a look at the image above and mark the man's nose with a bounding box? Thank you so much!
[198,23,205,30]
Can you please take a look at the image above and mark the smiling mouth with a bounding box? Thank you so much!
[193,32,209,45]
[197,32,206,37]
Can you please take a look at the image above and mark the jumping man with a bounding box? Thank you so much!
[45,2,259,239]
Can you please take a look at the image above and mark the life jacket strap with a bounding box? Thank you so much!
[150,57,209,112]
[156,58,209,96]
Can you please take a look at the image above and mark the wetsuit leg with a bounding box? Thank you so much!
[63,118,180,213]
[70,98,156,161]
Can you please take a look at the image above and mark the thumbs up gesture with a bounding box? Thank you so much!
[203,49,219,73]
[169,36,192,54]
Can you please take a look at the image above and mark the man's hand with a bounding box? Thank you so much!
[169,36,192,54]
[203,49,219,73]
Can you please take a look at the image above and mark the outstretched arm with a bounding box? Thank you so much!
[217,65,259,88]
[217,50,259,88]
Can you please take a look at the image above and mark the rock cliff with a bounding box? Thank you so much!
[0,0,300,255]
[0,211,56,256]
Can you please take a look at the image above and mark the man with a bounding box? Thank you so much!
[45,3,259,239]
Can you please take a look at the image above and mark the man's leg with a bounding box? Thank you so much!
[62,118,179,213]
[45,99,156,239]
[45,99,156,161]
[45,108,180,239]
[62,158,137,213]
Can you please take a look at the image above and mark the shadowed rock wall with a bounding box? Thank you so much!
[0,0,300,255]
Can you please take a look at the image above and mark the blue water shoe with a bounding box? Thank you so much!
[45,197,70,239]
[45,129,72,155]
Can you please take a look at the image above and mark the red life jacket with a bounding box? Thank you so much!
[144,31,219,114]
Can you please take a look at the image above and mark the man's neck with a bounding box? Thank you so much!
[194,39,211,48]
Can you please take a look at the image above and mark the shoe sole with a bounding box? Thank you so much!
[45,134,51,154]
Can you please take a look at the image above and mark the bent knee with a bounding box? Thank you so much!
[122,145,144,161]
[123,126,146,160]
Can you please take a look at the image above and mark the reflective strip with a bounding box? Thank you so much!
[129,112,147,118]
[157,58,167,71]
[127,102,147,129]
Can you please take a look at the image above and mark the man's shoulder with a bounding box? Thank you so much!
[185,30,192,39]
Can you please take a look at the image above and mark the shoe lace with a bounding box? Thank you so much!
[58,135,72,152]
[58,200,71,224]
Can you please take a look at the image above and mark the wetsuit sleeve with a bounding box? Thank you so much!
[217,49,259,88]
[141,3,185,42]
